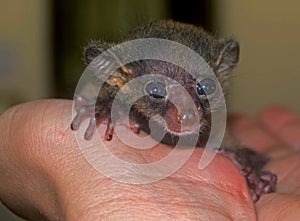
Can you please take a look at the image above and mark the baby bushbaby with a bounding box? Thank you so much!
[71,20,277,202]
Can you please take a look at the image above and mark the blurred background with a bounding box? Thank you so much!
[0,0,299,220]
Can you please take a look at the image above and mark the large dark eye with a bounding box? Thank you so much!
[197,78,217,97]
[145,81,167,99]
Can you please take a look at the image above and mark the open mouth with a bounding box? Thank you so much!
[165,121,201,135]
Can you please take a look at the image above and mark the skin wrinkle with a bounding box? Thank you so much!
[208,174,249,203]
[2,104,24,153]
[41,101,62,152]
[0,125,62,220]
[188,161,250,205]
[259,107,300,150]
[97,178,228,220]
[59,157,152,220]
[147,180,200,218]
[189,194,233,221]
[177,156,255,219]
[0,105,37,180]
[148,177,248,221]
[269,196,299,221]
[166,150,255,217]
[6,102,71,220]
[141,195,199,220]
[155,186,195,218]
[257,122,289,153]
[195,187,243,220]
[169,174,247,207]
[57,158,96,219]
[107,198,160,219]
[0,109,17,179]
[201,207,232,221]
[279,122,300,149]
[38,100,64,146]
[52,101,73,147]
[33,102,55,161]
[17,102,56,170]
[21,152,62,218]
[71,184,168,220]
[176,147,249,205]
[67,196,108,221]
[277,155,300,185]
[14,104,49,169]
[259,107,300,134]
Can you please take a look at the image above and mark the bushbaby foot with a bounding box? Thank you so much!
[218,147,277,202]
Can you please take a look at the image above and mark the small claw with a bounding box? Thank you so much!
[74,96,89,111]
[105,120,114,141]
[261,172,277,193]
[130,122,140,134]
[246,170,277,201]
[84,117,97,140]
[71,113,83,131]
[70,121,76,131]
[71,105,94,131]
[252,192,260,203]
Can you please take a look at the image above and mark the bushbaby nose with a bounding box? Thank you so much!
[180,109,196,126]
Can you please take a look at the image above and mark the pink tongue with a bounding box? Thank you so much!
[167,122,182,133]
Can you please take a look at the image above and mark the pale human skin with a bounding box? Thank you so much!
[0,99,299,220]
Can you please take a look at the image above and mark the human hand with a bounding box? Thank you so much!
[228,107,300,221]
[0,100,299,220]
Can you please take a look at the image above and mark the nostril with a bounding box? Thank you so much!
[176,115,182,123]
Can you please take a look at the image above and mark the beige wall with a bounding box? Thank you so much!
[0,0,52,111]
[216,1,300,115]
[0,1,51,220]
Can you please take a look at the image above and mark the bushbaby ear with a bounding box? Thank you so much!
[84,40,134,88]
[106,65,133,88]
[215,40,239,75]
[84,40,111,64]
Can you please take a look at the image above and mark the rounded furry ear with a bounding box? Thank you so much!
[215,40,240,74]
[84,40,111,64]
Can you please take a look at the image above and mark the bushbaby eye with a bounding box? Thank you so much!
[145,81,167,99]
[196,78,217,97]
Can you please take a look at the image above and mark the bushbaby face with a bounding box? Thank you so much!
[123,60,221,136]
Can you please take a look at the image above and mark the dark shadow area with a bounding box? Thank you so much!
[169,0,213,31]
[52,0,214,98]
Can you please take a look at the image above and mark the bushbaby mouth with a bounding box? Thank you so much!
[162,110,201,135]
[165,121,202,136]
[149,114,202,136]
